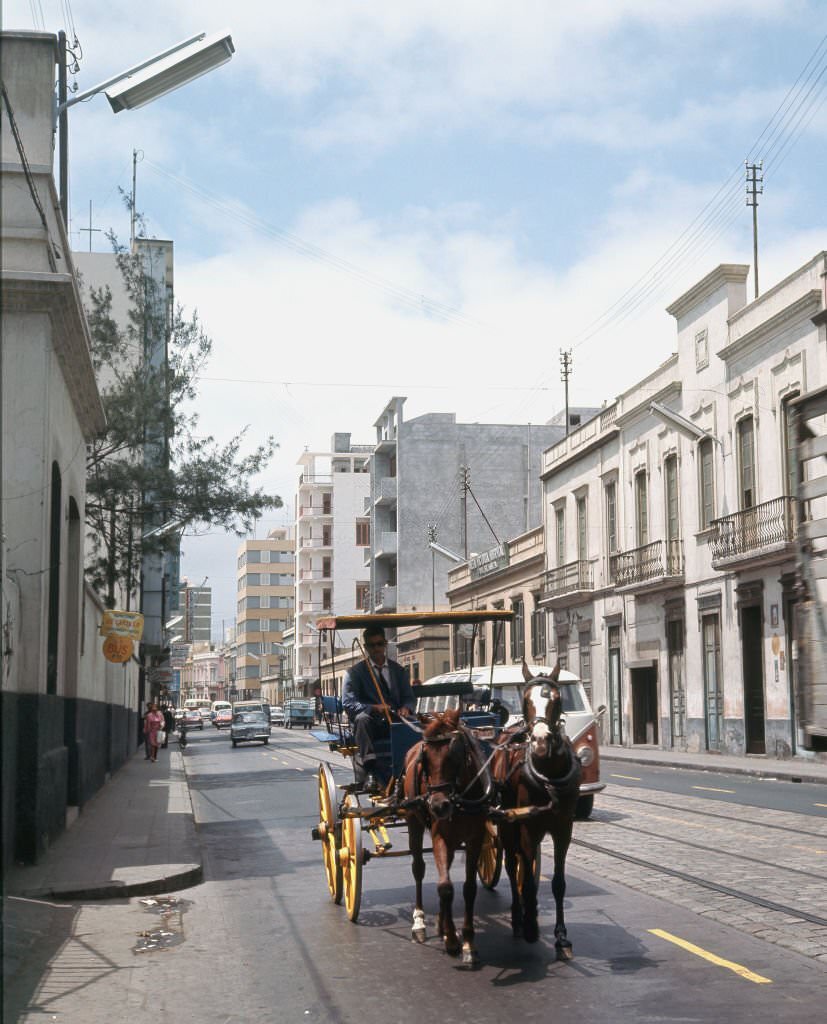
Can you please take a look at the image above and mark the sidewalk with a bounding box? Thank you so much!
[602,742,827,785]
[5,744,201,901]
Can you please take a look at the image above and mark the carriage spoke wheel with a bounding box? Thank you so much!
[340,794,363,922]
[317,762,342,904]
[516,846,542,895]
[477,821,502,889]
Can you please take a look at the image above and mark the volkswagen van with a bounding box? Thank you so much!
[416,664,606,818]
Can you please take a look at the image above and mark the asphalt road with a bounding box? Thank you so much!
[601,758,827,816]
[11,726,827,1023]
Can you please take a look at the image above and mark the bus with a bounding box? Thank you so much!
[184,698,212,723]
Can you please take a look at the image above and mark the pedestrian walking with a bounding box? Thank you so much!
[162,705,174,748]
[143,703,164,762]
[142,706,154,759]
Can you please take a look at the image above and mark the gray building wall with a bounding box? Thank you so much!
[367,399,596,611]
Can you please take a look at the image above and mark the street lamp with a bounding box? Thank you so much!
[56,29,235,223]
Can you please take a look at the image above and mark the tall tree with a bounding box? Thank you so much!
[84,234,280,606]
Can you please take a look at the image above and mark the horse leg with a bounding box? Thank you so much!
[459,828,482,968]
[519,826,540,945]
[501,823,523,939]
[433,834,459,956]
[409,819,427,943]
[551,823,574,960]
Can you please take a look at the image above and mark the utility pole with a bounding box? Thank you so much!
[459,466,470,559]
[427,523,438,611]
[560,350,572,437]
[746,161,763,300]
[78,200,101,252]
[131,148,140,247]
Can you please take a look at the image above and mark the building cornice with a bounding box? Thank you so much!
[718,290,822,363]
[614,379,682,428]
[1,270,106,437]
[666,264,750,320]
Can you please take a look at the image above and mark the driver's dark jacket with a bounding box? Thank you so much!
[342,659,415,720]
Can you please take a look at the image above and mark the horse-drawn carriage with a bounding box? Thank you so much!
[310,610,595,965]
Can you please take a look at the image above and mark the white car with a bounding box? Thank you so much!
[270,705,284,726]
[416,664,606,819]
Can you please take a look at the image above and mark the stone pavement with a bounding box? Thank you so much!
[4,743,201,901]
[601,742,827,785]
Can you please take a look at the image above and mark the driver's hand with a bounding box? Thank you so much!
[398,707,412,719]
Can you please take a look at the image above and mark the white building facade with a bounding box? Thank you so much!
[294,434,372,692]
[539,254,826,758]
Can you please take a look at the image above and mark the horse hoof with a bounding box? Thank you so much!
[523,921,540,944]
[412,926,427,943]
[444,937,461,958]
[459,943,480,969]
[412,910,426,943]
[556,941,574,961]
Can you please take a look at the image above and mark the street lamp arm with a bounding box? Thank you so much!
[58,32,207,114]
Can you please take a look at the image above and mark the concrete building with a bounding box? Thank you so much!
[178,578,212,644]
[294,435,372,692]
[179,641,224,703]
[1,32,140,863]
[536,254,826,758]
[363,397,588,615]
[235,527,295,698]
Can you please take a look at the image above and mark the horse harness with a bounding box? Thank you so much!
[405,725,494,816]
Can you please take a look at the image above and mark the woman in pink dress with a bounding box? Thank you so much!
[144,703,164,762]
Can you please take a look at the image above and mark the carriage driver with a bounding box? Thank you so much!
[342,625,416,791]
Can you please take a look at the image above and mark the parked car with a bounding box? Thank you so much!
[183,708,203,730]
[416,664,606,819]
[231,710,271,747]
[269,705,284,726]
[213,708,233,729]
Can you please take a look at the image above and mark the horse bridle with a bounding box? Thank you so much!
[521,683,580,796]
[413,728,494,814]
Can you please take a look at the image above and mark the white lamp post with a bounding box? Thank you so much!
[56,29,234,224]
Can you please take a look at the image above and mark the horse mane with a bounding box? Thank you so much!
[423,707,461,739]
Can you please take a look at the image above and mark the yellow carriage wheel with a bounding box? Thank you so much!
[317,762,342,904]
[340,794,363,922]
[477,820,502,889]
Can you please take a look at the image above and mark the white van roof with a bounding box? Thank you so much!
[421,664,581,687]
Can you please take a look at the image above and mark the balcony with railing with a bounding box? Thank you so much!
[299,567,333,582]
[298,504,332,520]
[374,585,397,611]
[298,535,332,551]
[298,474,333,488]
[710,496,797,570]
[541,559,594,606]
[610,539,684,592]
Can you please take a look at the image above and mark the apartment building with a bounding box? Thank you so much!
[178,579,212,644]
[537,253,826,757]
[235,528,295,696]
[295,435,372,692]
[364,398,589,614]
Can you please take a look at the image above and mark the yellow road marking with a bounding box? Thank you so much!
[611,773,641,781]
[691,785,735,794]
[815,803,827,808]
[649,929,772,984]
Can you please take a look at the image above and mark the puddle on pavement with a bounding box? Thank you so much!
[133,895,192,954]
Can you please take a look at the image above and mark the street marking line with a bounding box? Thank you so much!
[691,785,735,794]
[611,773,641,781]
[815,803,827,808]
[648,929,772,984]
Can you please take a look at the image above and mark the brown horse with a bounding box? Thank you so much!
[492,662,581,958]
[401,708,493,968]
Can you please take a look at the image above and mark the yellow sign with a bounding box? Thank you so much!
[100,610,144,641]
[103,635,134,663]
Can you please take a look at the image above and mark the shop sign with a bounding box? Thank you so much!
[100,610,144,641]
[469,543,509,580]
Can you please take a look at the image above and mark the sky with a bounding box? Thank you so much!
[9,1,827,636]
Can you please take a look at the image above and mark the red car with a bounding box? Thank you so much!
[213,708,233,729]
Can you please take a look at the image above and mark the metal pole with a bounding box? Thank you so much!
[58,30,68,227]
[131,148,137,246]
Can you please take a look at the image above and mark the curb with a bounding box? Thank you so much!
[601,754,827,786]
[18,863,203,903]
